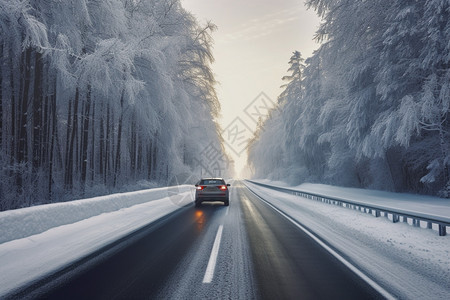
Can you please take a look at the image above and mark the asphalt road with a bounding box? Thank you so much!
[11,181,382,299]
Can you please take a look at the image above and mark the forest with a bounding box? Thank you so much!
[248,0,450,197]
[0,0,230,210]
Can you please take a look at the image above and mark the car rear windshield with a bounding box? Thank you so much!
[200,179,225,185]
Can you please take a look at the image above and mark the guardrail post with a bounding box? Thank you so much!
[439,225,447,236]
[392,214,399,223]
[375,210,380,217]
[413,219,420,227]
[427,222,433,229]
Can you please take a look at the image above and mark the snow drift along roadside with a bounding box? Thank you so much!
[0,190,194,297]
[0,185,192,244]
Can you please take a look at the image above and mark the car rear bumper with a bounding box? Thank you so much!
[196,195,228,201]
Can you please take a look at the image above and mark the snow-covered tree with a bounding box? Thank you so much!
[249,0,450,197]
[0,0,229,210]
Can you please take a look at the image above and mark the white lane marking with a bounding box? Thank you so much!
[226,207,230,216]
[203,225,224,283]
[245,186,396,300]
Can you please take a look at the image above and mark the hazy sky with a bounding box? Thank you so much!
[181,0,321,176]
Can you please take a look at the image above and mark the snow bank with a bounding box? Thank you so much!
[0,185,193,244]
[0,187,195,296]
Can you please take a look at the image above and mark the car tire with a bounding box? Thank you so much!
[195,200,201,208]
[224,199,229,206]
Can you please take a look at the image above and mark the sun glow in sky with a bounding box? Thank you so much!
[181,0,321,177]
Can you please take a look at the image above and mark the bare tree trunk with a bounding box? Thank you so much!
[113,89,125,187]
[64,88,79,190]
[130,109,137,179]
[75,108,80,180]
[32,51,43,172]
[153,132,157,177]
[148,132,158,181]
[81,84,91,188]
[147,142,152,180]
[48,89,56,200]
[64,96,72,188]
[18,48,32,164]
[99,103,105,180]
[41,91,49,168]
[10,53,17,166]
[90,100,96,184]
[17,48,32,193]
[137,137,143,177]
[41,65,51,169]
[104,104,111,185]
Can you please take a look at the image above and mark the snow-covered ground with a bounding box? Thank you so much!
[0,186,195,297]
[245,180,450,299]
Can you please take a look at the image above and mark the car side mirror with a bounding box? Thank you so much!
[227,183,231,186]
[195,184,198,187]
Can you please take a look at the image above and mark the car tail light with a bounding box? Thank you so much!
[219,185,227,190]
[196,186,206,190]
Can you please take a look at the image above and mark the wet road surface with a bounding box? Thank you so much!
[10,181,381,299]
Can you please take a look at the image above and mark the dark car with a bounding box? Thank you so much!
[195,178,230,207]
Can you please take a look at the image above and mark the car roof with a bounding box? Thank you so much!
[200,178,224,180]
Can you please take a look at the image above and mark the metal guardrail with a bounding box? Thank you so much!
[246,180,449,236]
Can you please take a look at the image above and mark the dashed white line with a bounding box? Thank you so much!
[203,225,224,283]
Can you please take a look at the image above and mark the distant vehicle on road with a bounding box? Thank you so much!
[195,178,230,207]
